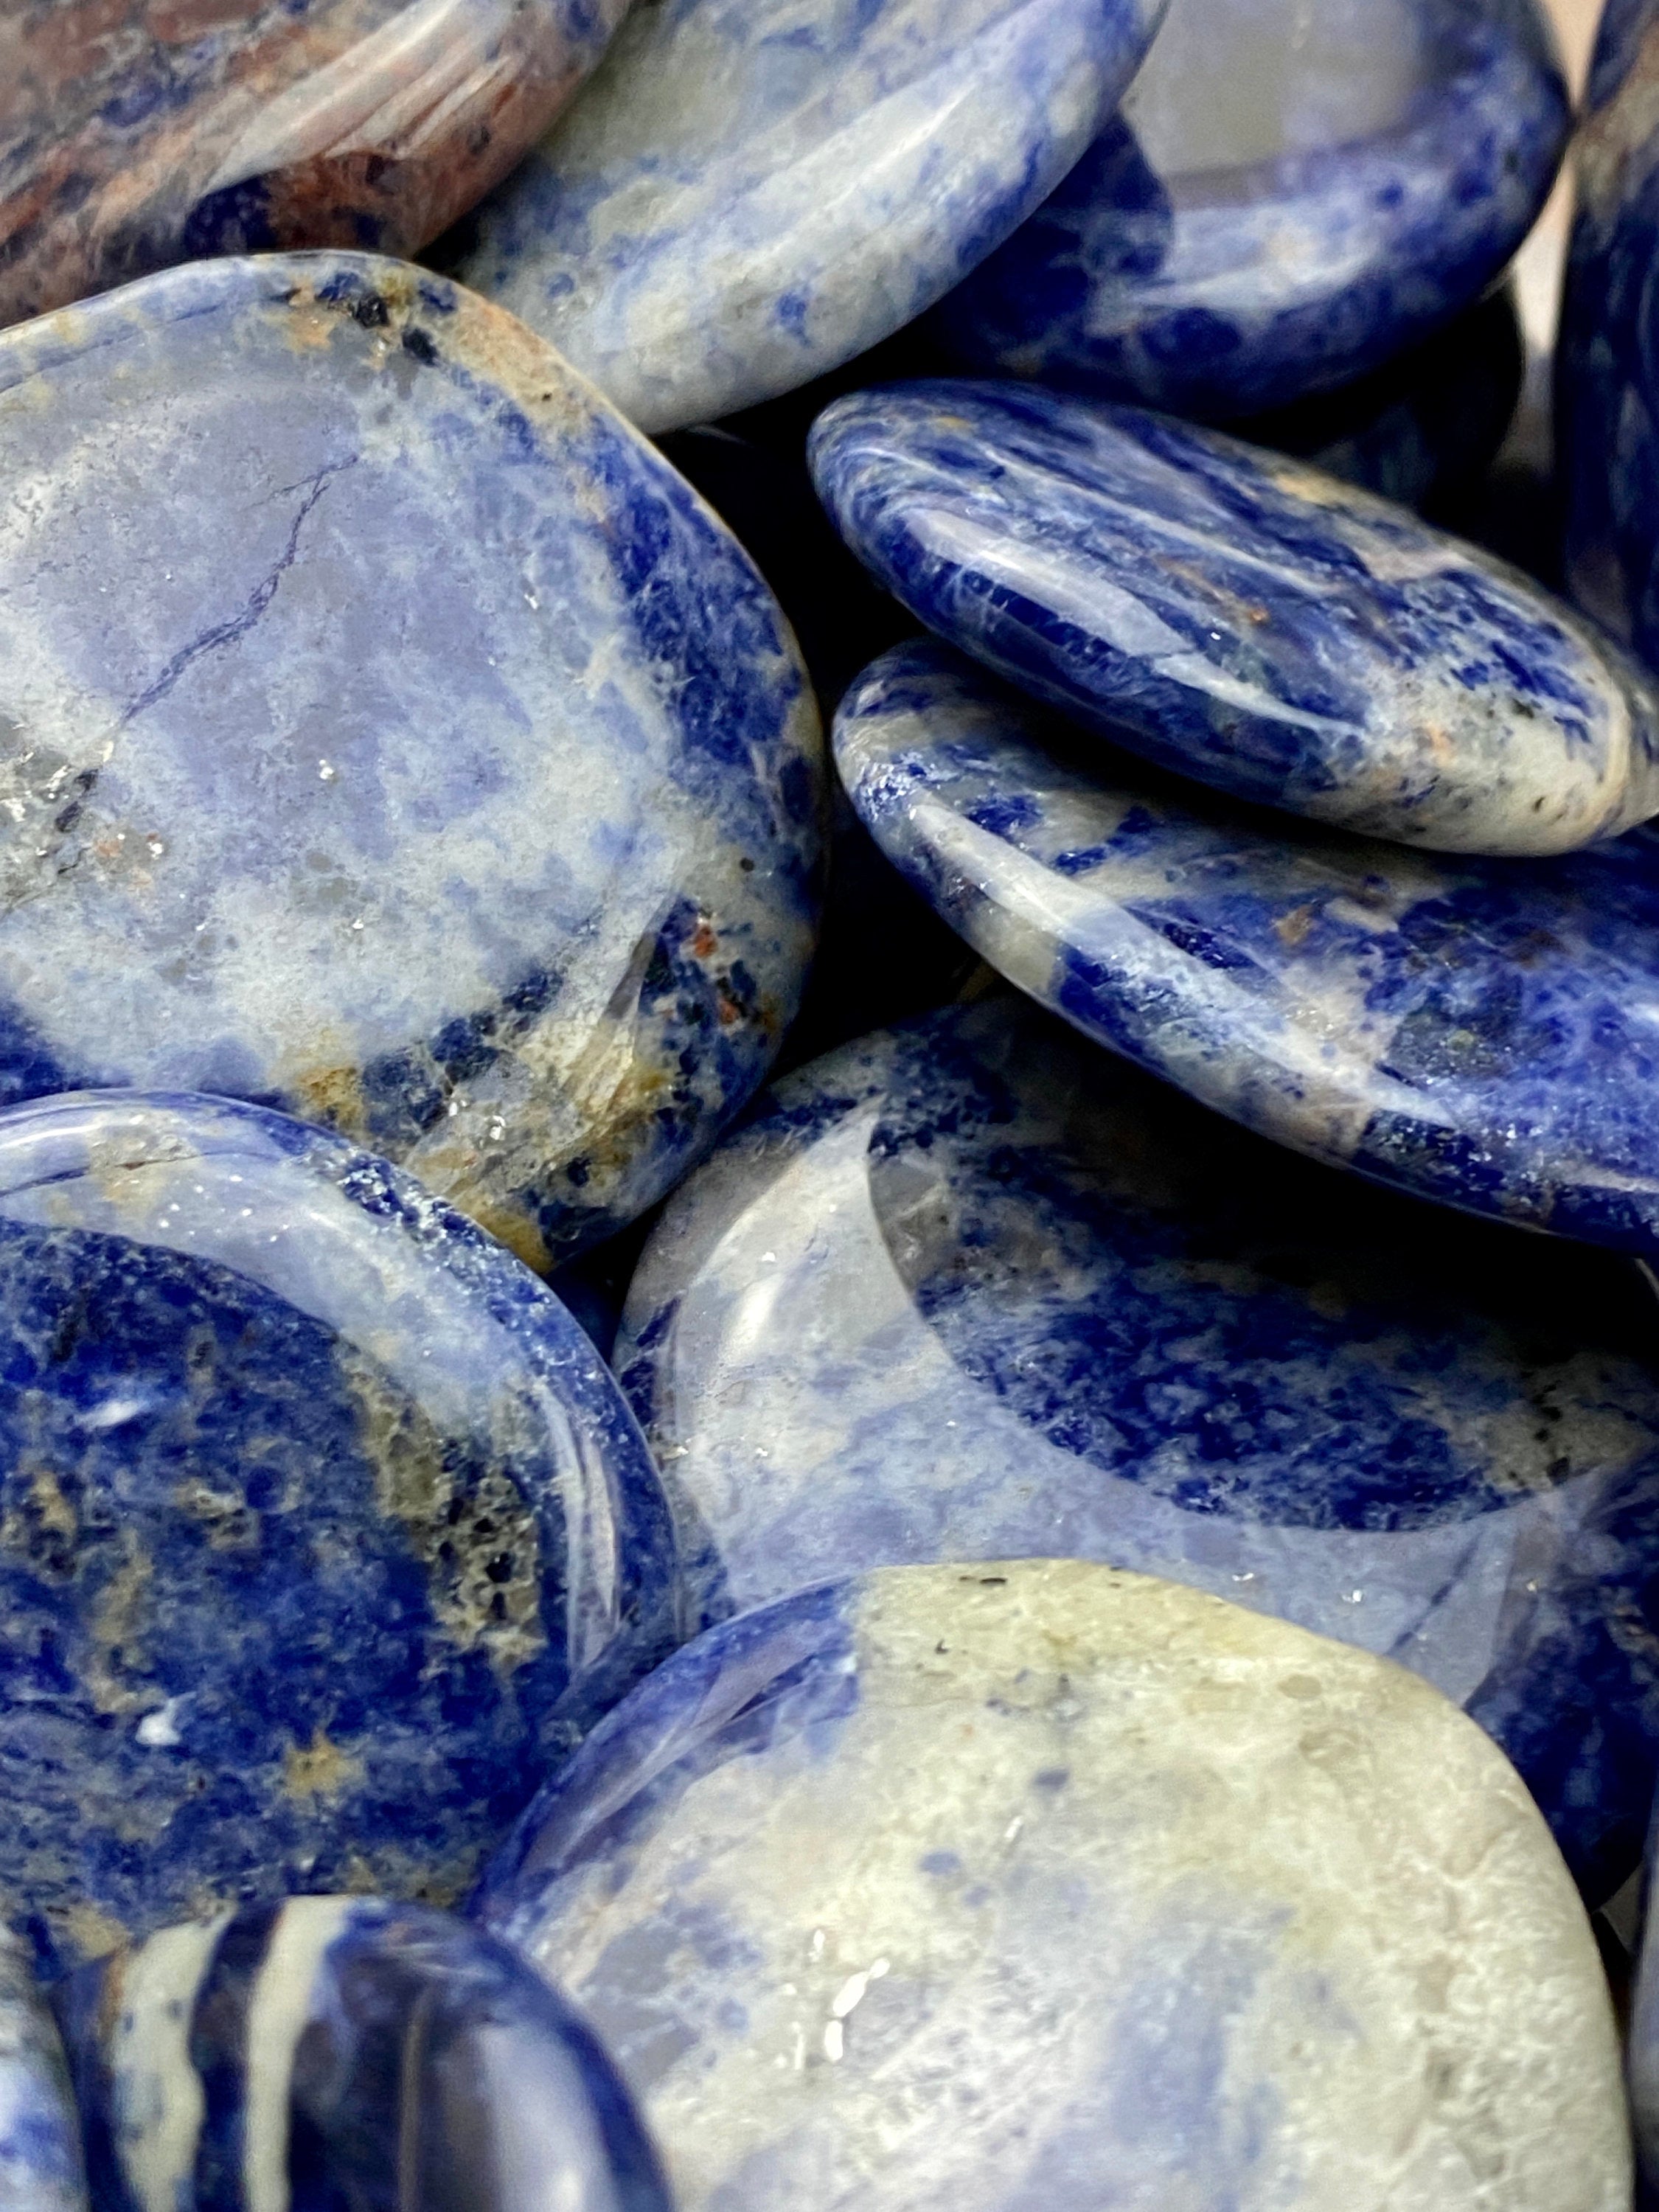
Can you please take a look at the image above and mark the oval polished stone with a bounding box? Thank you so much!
[812,383,1659,855]
[0,1088,674,1978]
[479,1559,1631,2212]
[0,1938,84,2212]
[619,994,1659,1898]
[55,1897,669,2212]
[836,639,1659,1260]
[449,0,1167,433]
[0,0,631,328]
[1560,0,1659,669]
[930,0,1567,420]
[0,252,821,1273]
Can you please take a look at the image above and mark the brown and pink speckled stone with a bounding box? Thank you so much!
[0,0,630,326]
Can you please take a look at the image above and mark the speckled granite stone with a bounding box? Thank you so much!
[931,0,1568,420]
[55,1896,669,2212]
[1560,0,1659,669]
[835,639,1659,1260]
[479,1560,1631,2212]
[0,0,632,327]
[0,1088,675,1979]
[0,251,821,1273]
[811,384,1659,855]
[618,993,1659,1899]
[449,0,1167,432]
[0,1938,83,2212]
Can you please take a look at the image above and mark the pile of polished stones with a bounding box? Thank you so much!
[0,0,1657,2208]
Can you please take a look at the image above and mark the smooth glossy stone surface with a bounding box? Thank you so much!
[0,1088,674,1978]
[931,0,1567,420]
[813,384,1659,855]
[0,0,630,328]
[449,0,1166,434]
[0,1939,84,2212]
[55,1897,669,2212]
[0,252,821,1273]
[838,639,1659,1262]
[619,994,1659,1897]
[1560,0,1659,669]
[479,1559,1630,2212]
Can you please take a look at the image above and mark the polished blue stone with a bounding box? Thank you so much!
[619,992,1659,1899]
[0,250,822,1275]
[477,1559,1628,2212]
[1237,283,1523,516]
[448,0,1166,433]
[0,1938,83,2212]
[1560,0,1659,672]
[836,639,1659,1265]
[55,1896,669,2212]
[930,0,1568,420]
[811,383,1659,855]
[0,1088,675,1978]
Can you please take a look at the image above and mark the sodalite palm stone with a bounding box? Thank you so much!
[479,1560,1632,2212]
[448,0,1167,433]
[55,1897,670,2212]
[0,1088,675,1979]
[0,1938,83,2212]
[1560,0,1659,669]
[0,0,632,327]
[811,384,1659,855]
[619,995,1659,1897]
[930,0,1568,420]
[0,251,821,1273]
[837,641,1659,1262]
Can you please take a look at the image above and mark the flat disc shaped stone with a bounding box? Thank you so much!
[0,1937,84,2212]
[448,0,1169,434]
[0,253,822,1273]
[0,0,634,328]
[619,995,1659,1899]
[478,1559,1631,2212]
[836,640,1659,1260]
[0,1088,675,1979]
[930,0,1568,420]
[55,1897,670,2212]
[810,383,1659,855]
[1560,0,1659,668]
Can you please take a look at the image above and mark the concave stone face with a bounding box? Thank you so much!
[55,1897,672,2212]
[479,1561,1632,2212]
[450,0,1169,431]
[617,994,1659,1899]
[0,1088,676,1979]
[930,0,1568,418]
[0,0,634,327]
[0,250,822,1272]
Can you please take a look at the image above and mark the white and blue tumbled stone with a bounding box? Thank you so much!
[836,639,1659,1263]
[53,1896,669,2212]
[810,383,1659,855]
[0,249,822,1276]
[929,0,1568,421]
[0,1938,84,2212]
[618,993,1659,1901]
[478,1559,1632,2212]
[0,1088,675,1979]
[448,0,1169,434]
[1560,0,1659,671]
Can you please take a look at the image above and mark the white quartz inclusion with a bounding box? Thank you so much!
[517,1562,1630,2212]
[1127,0,1425,173]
